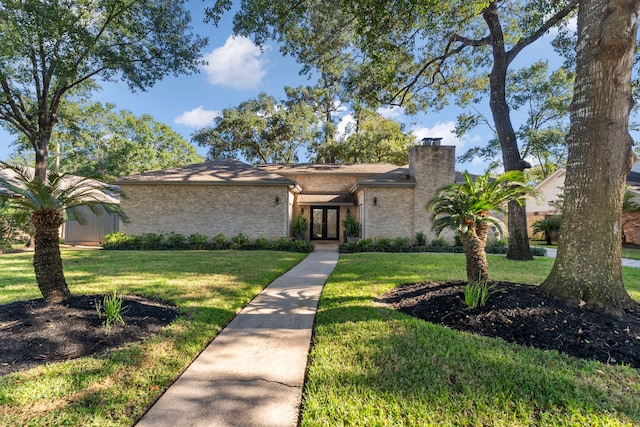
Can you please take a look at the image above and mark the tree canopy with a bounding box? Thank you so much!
[10,101,202,180]
[209,0,578,260]
[191,93,317,164]
[0,0,206,181]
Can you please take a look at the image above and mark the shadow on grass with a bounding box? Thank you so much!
[306,304,640,425]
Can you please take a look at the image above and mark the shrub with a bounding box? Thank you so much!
[375,237,392,251]
[358,238,374,249]
[431,236,449,247]
[415,232,427,247]
[232,233,250,249]
[486,238,507,254]
[188,233,209,249]
[292,240,314,253]
[212,233,229,250]
[254,237,270,249]
[291,213,308,239]
[140,233,164,250]
[394,236,411,249]
[166,232,187,249]
[343,214,360,238]
[531,246,547,257]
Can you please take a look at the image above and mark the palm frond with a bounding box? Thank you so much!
[0,162,128,224]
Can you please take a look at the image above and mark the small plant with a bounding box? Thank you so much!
[95,290,127,335]
[343,214,360,238]
[464,279,494,309]
[415,232,427,247]
[292,213,308,239]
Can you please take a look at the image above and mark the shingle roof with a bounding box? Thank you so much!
[118,159,295,186]
[355,167,416,187]
[257,163,400,176]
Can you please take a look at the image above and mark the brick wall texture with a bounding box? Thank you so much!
[120,146,456,242]
[120,183,290,240]
[622,211,640,245]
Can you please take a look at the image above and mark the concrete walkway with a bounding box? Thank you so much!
[136,243,339,427]
[542,247,640,268]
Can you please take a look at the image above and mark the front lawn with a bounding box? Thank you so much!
[301,253,640,426]
[0,249,306,426]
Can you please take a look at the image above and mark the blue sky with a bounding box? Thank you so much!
[0,2,573,174]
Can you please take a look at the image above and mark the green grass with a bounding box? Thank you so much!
[622,247,640,260]
[0,249,306,426]
[301,253,640,426]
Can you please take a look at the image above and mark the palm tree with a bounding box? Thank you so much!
[532,216,561,245]
[0,163,127,303]
[428,170,533,282]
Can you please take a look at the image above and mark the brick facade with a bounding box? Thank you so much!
[409,145,456,242]
[120,184,290,239]
[360,187,415,239]
[622,211,640,245]
[119,146,457,242]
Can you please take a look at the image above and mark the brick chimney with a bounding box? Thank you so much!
[409,143,456,239]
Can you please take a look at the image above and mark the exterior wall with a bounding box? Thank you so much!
[409,145,456,242]
[622,211,640,245]
[63,207,119,246]
[361,187,414,239]
[120,184,290,240]
[527,169,566,214]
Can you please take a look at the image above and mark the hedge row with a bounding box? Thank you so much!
[339,237,547,256]
[101,232,315,253]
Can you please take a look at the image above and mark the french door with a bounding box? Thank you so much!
[311,206,339,240]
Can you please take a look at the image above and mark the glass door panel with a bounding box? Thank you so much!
[310,206,340,240]
[312,208,323,239]
[326,208,338,239]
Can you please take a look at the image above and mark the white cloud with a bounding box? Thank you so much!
[410,121,464,148]
[202,36,267,90]
[337,114,356,137]
[377,106,404,120]
[174,106,220,128]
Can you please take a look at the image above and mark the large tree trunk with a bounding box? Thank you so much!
[484,2,533,261]
[541,0,639,315]
[32,209,70,303]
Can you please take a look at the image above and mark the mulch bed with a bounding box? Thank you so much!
[0,295,179,375]
[378,281,640,369]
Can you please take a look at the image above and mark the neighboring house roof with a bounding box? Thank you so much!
[118,159,295,186]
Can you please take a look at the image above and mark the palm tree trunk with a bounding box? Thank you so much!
[31,209,70,303]
[461,233,489,282]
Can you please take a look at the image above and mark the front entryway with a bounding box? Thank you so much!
[311,206,339,240]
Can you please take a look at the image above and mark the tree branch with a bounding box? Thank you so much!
[507,0,579,63]
[391,34,491,105]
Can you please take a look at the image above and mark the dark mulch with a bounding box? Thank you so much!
[0,295,179,375]
[378,281,640,369]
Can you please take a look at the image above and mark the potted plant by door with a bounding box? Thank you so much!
[292,213,308,240]
[343,213,360,243]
